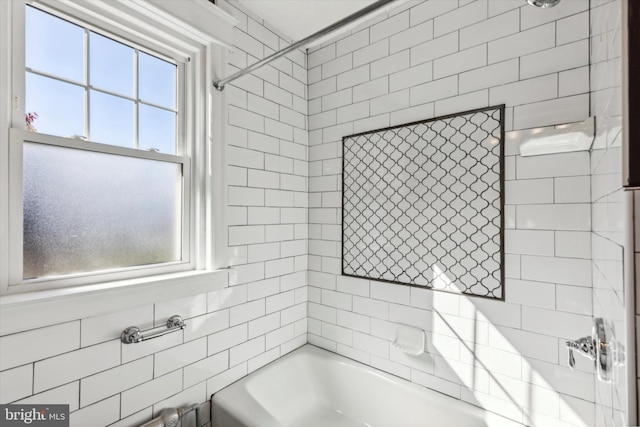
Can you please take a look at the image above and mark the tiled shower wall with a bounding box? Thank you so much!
[0,2,634,427]
[307,1,598,426]
[0,4,308,426]
[589,0,629,425]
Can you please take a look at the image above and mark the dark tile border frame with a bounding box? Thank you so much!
[340,104,506,301]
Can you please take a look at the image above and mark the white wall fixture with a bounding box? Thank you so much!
[392,324,425,356]
[519,117,595,157]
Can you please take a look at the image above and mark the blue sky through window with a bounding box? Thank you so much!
[90,32,135,98]
[25,6,178,153]
[139,104,176,153]
[139,52,177,109]
[90,90,135,147]
[26,72,85,137]
[26,5,84,82]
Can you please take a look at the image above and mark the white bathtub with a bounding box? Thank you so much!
[211,344,521,427]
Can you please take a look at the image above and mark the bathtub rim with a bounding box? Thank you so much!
[210,343,523,427]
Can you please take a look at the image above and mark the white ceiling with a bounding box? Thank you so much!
[235,0,378,43]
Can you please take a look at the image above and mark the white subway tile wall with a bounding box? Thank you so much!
[307,1,600,426]
[0,2,308,426]
[0,1,633,427]
[590,0,630,425]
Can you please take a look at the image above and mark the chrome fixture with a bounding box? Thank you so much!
[138,404,201,427]
[121,315,186,344]
[566,317,624,383]
[566,335,595,367]
[212,0,396,91]
[525,0,561,7]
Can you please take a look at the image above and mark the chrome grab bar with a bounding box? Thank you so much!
[121,315,186,344]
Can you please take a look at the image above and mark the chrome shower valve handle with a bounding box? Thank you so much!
[565,336,595,369]
[566,318,623,383]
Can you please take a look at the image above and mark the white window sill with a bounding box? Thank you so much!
[0,269,228,336]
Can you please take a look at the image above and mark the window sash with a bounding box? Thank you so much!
[24,5,184,153]
[8,126,193,293]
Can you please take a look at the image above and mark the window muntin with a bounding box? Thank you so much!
[25,5,178,153]
[13,4,192,287]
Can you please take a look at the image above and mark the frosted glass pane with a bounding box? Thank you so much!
[139,52,176,109]
[90,90,134,147]
[26,72,85,138]
[90,32,134,97]
[139,104,176,154]
[26,6,84,82]
[23,142,182,279]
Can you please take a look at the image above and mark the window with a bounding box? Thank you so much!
[1,0,230,295]
[19,6,187,283]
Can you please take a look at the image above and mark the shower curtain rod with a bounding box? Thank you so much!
[213,0,397,91]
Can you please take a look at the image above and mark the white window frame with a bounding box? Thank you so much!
[10,4,194,292]
[10,127,195,290]
[0,0,234,319]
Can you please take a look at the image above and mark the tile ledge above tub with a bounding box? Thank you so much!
[519,117,595,157]
[0,269,228,336]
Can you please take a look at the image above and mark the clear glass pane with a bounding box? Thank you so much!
[26,6,85,83]
[90,32,134,97]
[23,142,182,279]
[26,72,85,138]
[139,52,176,109]
[139,104,176,154]
[90,90,134,147]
